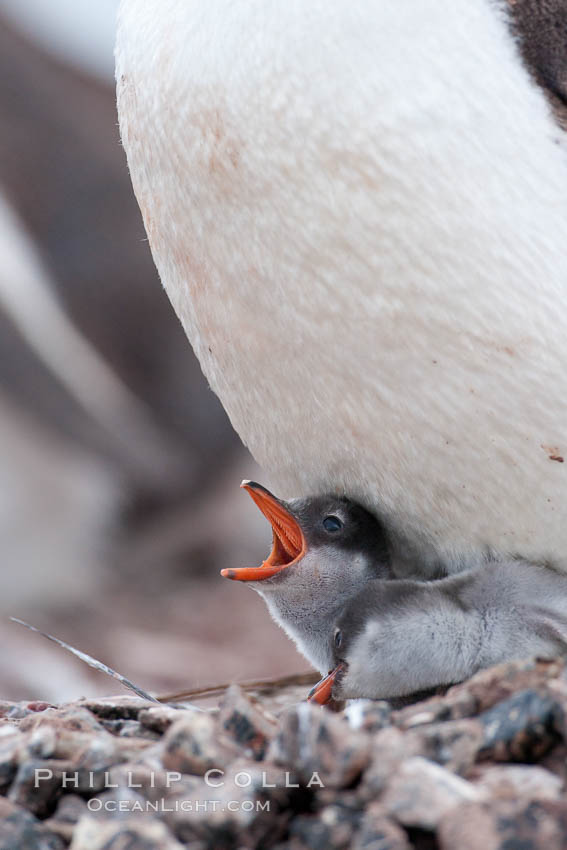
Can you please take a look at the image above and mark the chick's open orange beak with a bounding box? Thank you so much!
[307,663,346,705]
[221,481,306,582]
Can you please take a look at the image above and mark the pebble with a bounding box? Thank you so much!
[270,702,370,789]
[288,805,361,850]
[472,763,564,801]
[43,795,90,843]
[0,656,567,847]
[380,756,485,830]
[70,816,185,850]
[352,803,412,850]
[160,711,240,776]
[217,684,278,760]
[344,700,392,733]
[0,796,65,849]
[139,704,184,735]
[477,688,559,762]
[438,798,567,850]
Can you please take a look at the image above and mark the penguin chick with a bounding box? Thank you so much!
[309,559,567,703]
[221,481,392,673]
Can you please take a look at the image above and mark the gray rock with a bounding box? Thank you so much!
[363,728,422,796]
[87,787,152,820]
[16,724,145,795]
[25,725,58,760]
[270,702,370,789]
[343,700,393,734]
[217,684,277,761]
[70,816,185,850]
[104,718,161,740]
[161,758,303,849]
[139,705,184,735]
[160,711,240,777]
[352,804,412,850]
[107,764,203,805]
[477,688,559,762]
[289,805,361,850]
[404,717,484,774]
[76,697,158,722]
[43,795,89,843]
[8,759,71,817]
[438,798,567,850]
[472,764,564,801]
[380,757,485,830]
[0,727,24,792]
[393,657,563,731]
[0,797,65,850]
[20,706,106,735]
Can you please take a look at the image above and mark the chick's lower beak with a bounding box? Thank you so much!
[221,481,306,582]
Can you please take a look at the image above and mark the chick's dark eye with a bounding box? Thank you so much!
[323,515,342,533]
[334,629,343,650]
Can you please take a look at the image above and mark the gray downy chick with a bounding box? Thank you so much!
[221,481,392,673]
[309,559,567,704]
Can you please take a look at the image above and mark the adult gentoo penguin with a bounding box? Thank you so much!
[308,559,567,704]
[116,0,567,577]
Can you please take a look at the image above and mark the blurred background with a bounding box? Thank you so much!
[0,0,309,701]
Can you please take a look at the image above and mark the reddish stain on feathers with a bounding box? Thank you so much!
[541,445,564,463]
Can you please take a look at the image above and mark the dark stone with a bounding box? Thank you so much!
[394,696,466,731]
[70,817,185,849]
[289,806,361,850]
[0,798,65,850]
[343,700,393,734]
[0,729,24,792]
[217,685,277,761]
[406,718,484,774]
[352,804,412,850]
[77,698,156,722]
[394,658,564,729]
[477,689,559,762]
[138,705,183,735]
[100,718,161,741]
[271,703,370,789]
[363,728,422,797]
[380,757,483,829]
[106,764,203,806]
[439,798,567,850]
[8,759,70,817]
[160,711,239,776]
[539,742,567,782]
[87,787,152,820]
[470,764,563,801]
[43,795,89,843]
[162,760,303,850]
[15,725,138,795]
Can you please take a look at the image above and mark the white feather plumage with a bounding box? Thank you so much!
[116,0,567,575]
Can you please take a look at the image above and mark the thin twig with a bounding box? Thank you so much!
[159,670,319,703]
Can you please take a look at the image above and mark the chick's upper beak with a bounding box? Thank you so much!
[221,481,306,582]
[307,663,346,705]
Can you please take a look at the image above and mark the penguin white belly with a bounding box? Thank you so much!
[116,0,567,574]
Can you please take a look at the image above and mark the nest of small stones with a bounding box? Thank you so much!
[3,657,567,850]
